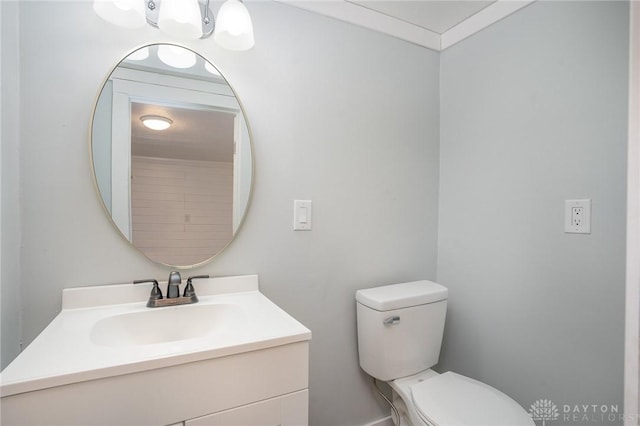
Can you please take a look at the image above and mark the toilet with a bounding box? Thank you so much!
[356,280,534,426]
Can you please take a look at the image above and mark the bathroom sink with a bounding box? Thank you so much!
[0,275,312,398]
[0,275,312,425]
[90,303,244,347]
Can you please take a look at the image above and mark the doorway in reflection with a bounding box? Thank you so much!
[130,102,235,266]
[91,44,253,268]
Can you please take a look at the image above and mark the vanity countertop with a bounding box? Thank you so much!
[0,275,311,397]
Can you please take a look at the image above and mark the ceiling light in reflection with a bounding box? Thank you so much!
[141,115,173,131]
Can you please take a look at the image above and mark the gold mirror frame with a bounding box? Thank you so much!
[90,43,254,269]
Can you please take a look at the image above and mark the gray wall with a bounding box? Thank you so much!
[2,2,440,425]
[1,1,23,370]
[437,0,628,421]
[1,0,630,425]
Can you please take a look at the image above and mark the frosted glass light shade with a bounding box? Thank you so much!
[158,0,203,40]
[157,45,197,69]
[93,0,146,29]
[214,0,255,51]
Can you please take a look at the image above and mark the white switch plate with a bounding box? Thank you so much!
[293,200,312,231]
[565,199,591,234]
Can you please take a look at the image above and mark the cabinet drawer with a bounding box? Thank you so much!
[186,389,308,426]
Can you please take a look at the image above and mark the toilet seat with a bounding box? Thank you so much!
[411,372,534,426]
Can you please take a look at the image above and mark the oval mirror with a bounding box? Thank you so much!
[91,44,253,268]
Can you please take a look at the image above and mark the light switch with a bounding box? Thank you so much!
[294,200,312,231]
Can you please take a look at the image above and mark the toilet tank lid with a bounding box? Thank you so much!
[356,280,448,311]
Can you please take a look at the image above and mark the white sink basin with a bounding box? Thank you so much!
[0,275,311,398]
[90,303,244,347]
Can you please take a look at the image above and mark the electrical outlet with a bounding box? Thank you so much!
[565,199,591,234]
[571,207,584,227]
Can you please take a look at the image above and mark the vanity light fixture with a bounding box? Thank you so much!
[141,115,173,131]
[158,0,205,40]
[93,0,146,29]
[93,0,255,51]
[214,0,255,51]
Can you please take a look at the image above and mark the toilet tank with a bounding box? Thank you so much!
[356,280,448,381]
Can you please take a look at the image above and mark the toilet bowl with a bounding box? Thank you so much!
[355,281,534,426]
[390,370,533,426]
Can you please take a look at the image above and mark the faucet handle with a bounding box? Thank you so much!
[187,275,210,281]
[184,275,209,299]
[133,279,163,302]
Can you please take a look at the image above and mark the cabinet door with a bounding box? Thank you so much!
[186,390,308,426]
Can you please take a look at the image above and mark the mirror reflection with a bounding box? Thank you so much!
[91,44,253,268]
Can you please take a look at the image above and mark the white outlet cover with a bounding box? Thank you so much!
[565,199,591,234]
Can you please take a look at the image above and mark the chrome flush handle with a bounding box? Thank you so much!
[383,316,401,326]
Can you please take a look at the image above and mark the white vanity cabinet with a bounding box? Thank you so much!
[0,276,311,426]
[2,342,309,425]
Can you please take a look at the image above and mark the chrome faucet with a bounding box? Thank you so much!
[166,271,182,298]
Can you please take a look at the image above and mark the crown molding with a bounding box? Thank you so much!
[276,0,536,52]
